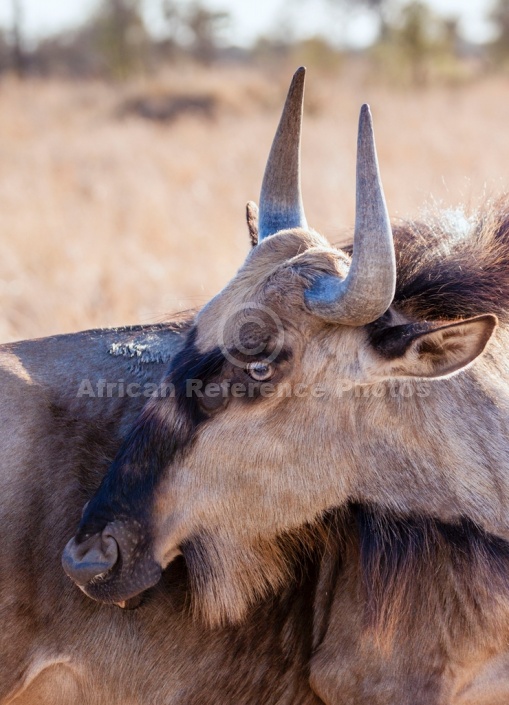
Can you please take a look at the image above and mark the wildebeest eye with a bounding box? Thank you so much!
[245,361,275,381]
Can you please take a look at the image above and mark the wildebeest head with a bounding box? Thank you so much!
[63,68,497,624]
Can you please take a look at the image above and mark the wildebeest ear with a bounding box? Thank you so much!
[246,201,259,247]
[369,313,497,379]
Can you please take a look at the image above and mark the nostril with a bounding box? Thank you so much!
[62,532,119,586]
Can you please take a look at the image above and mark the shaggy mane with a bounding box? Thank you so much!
[341,197,509,322]
[390,197,509,323]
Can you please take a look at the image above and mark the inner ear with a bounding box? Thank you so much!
[370,314,497,380]
[246,201,259,247]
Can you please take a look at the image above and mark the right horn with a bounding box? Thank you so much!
[305,104,396,326]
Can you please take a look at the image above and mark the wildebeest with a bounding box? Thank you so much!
[3,67,509,704]
[59,67,509,704]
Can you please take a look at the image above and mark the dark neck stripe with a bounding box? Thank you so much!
[354,504,509,629]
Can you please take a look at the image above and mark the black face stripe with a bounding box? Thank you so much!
[77,326,225,541]
[170,327,225,422]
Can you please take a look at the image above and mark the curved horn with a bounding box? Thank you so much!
[304,104,396,325]
[258,67,308,241]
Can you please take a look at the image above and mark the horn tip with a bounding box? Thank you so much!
[358,103,374,142]
[290,66,306,90]
[359,103,372,123]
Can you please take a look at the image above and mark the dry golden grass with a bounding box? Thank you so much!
[2,63,509,342]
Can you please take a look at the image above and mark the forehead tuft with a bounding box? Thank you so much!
[195,228,348,352]
[248,227,330,264]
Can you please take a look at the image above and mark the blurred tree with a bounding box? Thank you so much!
[32,28,105,78]
[11,0,26,77]
[26,0,151,79]
[160,0,184,60]
[0,29,11,74]
[162,1,229,64]
[187,2,229,64]
[397,1,435,85]
[491,0,509,62]
[370,1,461,87]
[91,0,150,79]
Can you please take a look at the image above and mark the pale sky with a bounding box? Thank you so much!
[0,0,498,47]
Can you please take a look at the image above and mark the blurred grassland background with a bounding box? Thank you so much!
[3,0,509,341]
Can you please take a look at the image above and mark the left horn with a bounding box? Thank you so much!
[304,104,396,325]
[258,67,308,241]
